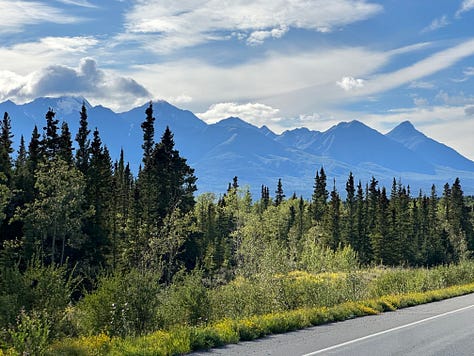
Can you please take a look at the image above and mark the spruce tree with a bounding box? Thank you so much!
[75,102,91,174]
[59,122,74,165]
[274,178,285,206]
[41,108,60,159]
[355,180,371,264]
[344,172,356,249]
[149,126,197,224]
[322,180,341,250]
[141,102,155,165]
[0,112,13,183]
[311,167,328,222]
[83,128,114,270]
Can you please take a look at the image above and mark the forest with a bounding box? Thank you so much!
[1,102,474,354]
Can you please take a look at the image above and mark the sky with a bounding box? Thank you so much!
[0,0,474,160]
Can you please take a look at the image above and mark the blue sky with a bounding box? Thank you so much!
[0,0,474,159]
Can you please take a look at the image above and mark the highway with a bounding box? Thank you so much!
[191,293,474,355]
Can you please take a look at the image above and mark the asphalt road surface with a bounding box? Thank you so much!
[191,293,474,355]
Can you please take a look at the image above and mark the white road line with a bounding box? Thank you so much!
[301,304,474,356]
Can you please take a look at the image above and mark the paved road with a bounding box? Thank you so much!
[191,293,474,355]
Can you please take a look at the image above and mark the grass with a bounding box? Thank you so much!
[47,282,474,356]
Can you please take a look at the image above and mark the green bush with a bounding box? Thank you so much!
[76,269,161,337]
[157,269,210,328]
[0,259,78,349]
[9,309,50,356]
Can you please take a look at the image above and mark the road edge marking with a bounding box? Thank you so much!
[302,304,474,356]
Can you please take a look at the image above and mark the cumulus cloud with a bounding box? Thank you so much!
[197,102,280,126]
[123,0,382,52]
[456,0,474,17]
[337,76,365,91]
[0,58,151,111]
[0,0,79,33]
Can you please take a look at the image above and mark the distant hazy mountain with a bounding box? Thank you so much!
[386,121,474,172]
[2,96,473,197]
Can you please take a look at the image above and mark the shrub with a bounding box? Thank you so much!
[75,269,161,337]
[157,269,210,328]
[0,258,78,348]
[8,309,50,356]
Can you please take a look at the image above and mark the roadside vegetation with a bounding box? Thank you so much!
[1,104,474,354]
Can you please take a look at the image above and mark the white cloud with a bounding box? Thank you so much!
[434,90,474,105]
[422,15,449,33]
[464,67,474,76]
[0,58,151,111]
[246,26,288,46]
[337,76,365,91]
[131,46,388,115]
[123,0,382,52]
[413,96,428,106]
[166,94,193,105]
[197,102,280,126]
[355,39,474,97]
[409,81,435,89]
[456,0,474,17]
[0,36,99,74]
[55,0,98,7]
[0,0,79,33]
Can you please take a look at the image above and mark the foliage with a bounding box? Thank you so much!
[48,281,474,355]
[300,233,360,273]
[75,269,161,337]
[8,309,50,356]
[157,269,210,328]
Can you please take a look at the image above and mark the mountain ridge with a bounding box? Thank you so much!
[2,96,473,197]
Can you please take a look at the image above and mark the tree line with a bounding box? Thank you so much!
[0,103,473,284]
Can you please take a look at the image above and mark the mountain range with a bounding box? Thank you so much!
[1,96,474,197]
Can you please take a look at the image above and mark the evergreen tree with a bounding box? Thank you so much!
[311,167,328,222]
[371,186,389,264]
[446,178,472,258]
[83,128,114,270]
[0,112,13,183]
[27,126,41,177]
[59,122,74,165]
[322,181,341,250]
[354,180,371,263]
[344,172,356,248]
[148,126,197,225]
[5,136,29,243]
[260,185,270,211]
[141,102,155,165]
[274,178,285,206]
[367,177,379,236]
[424,184,445,265]
[12,136,28,197]
[41,108,60,159]
[75,102,91,174]
[389,180,414,265]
